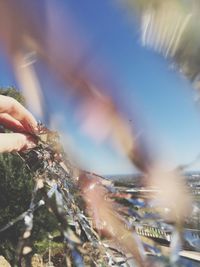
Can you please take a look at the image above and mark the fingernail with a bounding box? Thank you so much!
[26,141,36,149]
[28,123,38,133]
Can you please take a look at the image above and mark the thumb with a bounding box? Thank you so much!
[0,133,36,153]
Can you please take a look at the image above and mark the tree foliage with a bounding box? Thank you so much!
[0,87,58,263]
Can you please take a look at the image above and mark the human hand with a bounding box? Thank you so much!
[0,95,38,152]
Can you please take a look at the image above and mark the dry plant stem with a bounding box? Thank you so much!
[79,172,145,266]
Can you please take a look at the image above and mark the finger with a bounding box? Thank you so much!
[0,133,36,153]
[0,113,26,132]
[0,95,37,133]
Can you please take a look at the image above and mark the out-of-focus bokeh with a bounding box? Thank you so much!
[0,0,154,175]
[0,0,198,220]
[124,0,200,97]
[1,0,200,175]
[1,1,200,265]
[0,0,198,192]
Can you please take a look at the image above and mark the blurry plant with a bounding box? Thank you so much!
[123,0,200,96]
[0,1,198,265]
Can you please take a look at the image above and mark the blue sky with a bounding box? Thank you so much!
[1,1,200,174]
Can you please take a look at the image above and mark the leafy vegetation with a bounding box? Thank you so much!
[0,88,58,264]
